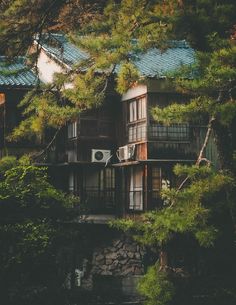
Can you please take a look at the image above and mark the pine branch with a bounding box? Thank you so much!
[31,127,62,161]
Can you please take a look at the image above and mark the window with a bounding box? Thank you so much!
[68,121,77,138]
[129,101,137,122]
[149,123,189,141]
[128,96,147,142]
[151,166,172,206]
[69,170,77,193]
[128,123,146,142]
[129,166,143,211]
[83,167,116,212]
[128,96,146,122]
[138,96,146,119]
[152,167,161,194]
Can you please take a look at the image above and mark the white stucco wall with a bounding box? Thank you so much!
[37,50,64,84]
[121,84,147,101]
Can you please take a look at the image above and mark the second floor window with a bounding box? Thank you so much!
[68,121,77,139]
[129,96,146,122]
[128,123,146,142]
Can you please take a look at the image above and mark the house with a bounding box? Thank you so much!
[0,56,38,158]
[0,35,219,297]
[32,34,218,219]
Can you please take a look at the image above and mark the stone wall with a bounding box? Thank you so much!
[81,233,146,293]
[92,235,145,276]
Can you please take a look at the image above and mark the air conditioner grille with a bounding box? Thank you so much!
[91,149,111,163]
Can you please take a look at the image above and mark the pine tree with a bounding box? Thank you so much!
[1,1,236,304]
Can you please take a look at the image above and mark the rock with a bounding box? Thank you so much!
[112,259,119,266]
[127,252,135,259]
[120,259,129,265]
[121,267,135,276]
[129,259,140,264]
[105,258,113,265]
[100,265,108,271]
[106,252,118,260]
[134,267,144,275]
[95,254,104,262]
[113,240,123,249]
[100,270,112,275]
[118,249,127,258]
[124,244,137,252]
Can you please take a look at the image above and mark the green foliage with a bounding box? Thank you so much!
[114,166,234,248]
[5,0,182,139]
[151,43,236,171]
[0,155,18,176]
[138,264,175,305]
[1,1,236,304]
[0,0,102,56]
[151,96,213,124]
[176,46,236,93]
[63,68,106,108]
[9,89,80,140]
[0,156,79,304]
[0,156,77,211]
[173,0,236,51]
[70,0,176,95]
[116,61,142,94]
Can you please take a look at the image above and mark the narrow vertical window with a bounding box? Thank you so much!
[129,100,137,122]
[68,121,77,138]
[138,97,146,119]
[69,170,75,193]
[129,166,143,210]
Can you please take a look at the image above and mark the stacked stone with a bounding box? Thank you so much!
[91,236,145,276]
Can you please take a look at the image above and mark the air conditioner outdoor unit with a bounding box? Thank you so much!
[117,144,136,161]
[91,149,111,163]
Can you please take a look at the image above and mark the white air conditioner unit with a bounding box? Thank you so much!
[91,149,111,163]
[117,144,136,161]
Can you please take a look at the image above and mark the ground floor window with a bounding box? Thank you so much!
[82,167,116,213]
[129,166,143,211]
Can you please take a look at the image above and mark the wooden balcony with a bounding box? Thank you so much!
[79,189,116,215]
[72,189,163,216]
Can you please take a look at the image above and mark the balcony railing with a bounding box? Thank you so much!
[149,124,190,141]
[81,189,116,214]
[67,119,114,140]
[127,123,191,143]
[125,190,162,212]
[74,189,163,215]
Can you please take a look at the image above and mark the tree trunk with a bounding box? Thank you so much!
[212,119,233,170]
[159,248,168,270]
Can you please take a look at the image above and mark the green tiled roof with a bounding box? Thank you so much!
[0,57,38,87]
[39,34,195,77]
[40,34,88,67]
[134,41,195,77]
